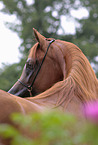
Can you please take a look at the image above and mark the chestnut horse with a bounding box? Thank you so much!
[0,28,98,124]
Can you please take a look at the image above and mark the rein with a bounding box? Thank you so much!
[18,39,55,96]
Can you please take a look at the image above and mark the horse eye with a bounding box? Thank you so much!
[26,63,33,70]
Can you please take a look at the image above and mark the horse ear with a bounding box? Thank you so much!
[33,28,45,46]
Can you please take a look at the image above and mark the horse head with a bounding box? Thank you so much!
[8,29,63,97]
[8,28,98,103]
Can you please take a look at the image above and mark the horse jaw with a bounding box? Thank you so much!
[33,28,45,46]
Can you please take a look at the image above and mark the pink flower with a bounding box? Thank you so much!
[84,101,98,123]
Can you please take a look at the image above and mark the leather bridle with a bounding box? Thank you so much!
[18,39,55,96]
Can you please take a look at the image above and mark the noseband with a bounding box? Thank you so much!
[18,39,55,96]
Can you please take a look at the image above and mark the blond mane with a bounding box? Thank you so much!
[28,40,98,109]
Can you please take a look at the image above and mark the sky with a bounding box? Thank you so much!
[0,13,21,68]
[0,2,89,68]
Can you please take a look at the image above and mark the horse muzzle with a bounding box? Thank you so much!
[8,81,30,97]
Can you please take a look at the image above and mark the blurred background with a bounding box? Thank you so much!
[0,0,98,91]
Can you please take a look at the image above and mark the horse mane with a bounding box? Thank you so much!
[28,40,98,109]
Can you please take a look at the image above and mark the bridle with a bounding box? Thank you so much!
[18,39,55,96]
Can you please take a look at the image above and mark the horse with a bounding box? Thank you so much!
[0,28,98,144]
[0,28,98,121]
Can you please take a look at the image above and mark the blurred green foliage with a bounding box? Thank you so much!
[0,111,98,145]
[0,0,98,91]
[0,59,25,91]
[0,112,82,145]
